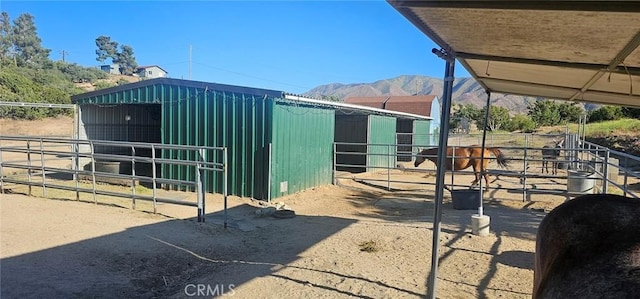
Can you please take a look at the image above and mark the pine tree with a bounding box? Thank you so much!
[115,45,137,75]
[95,35,138,75]
[95,35,119,63]
[11,13,51,66]
[0,12,13,63]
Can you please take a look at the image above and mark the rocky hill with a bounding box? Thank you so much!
[304,75,589,114]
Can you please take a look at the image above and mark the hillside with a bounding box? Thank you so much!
[304,75,588,114]
[74,74,141,92]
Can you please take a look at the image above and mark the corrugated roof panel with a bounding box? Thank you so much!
[465,59,598,90]
[388,0,640,108]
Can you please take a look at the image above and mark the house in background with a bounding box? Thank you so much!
[345,95,442,161]
[100,64,121,75]
[344,95,439,118]
[135,65,168,79]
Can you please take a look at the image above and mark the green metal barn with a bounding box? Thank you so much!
[71,78,432,200]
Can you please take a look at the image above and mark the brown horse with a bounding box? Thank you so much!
[533,194,640,298]
[414,145,509,186]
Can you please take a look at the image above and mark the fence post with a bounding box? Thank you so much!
[623,156,629,197]
[387,144,391,191]
[267,143,272,204]
[131,145,136,210]
[333,142,337,185]
[603,149,610,194]
[151,144,157,214]
[90,142,96,204]
[196,148,205,223]
[40,138,46,197]
[523,135,529,202]
[75,140,80,201]
[223,147,228,229]
[27,140,32,196]
[0,143,4,195]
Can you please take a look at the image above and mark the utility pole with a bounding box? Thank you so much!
[189,45,192,80]
[60,50,68,62]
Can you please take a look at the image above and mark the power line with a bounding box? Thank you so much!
[191,61,313,91]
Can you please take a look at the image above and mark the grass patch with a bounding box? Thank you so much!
[358,240,381,253]
[565,118,640,137]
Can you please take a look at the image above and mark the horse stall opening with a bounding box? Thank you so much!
[335,113,397,173]
[75,103,161,177]
[396,119,413,162]
[396,120,439,163]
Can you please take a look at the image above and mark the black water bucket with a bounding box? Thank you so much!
[450,189,481,210]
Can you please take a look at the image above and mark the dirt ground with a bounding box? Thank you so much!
[1,166,562,299]
[0,117,630,298]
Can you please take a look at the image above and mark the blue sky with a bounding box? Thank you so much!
[1,0,470,94]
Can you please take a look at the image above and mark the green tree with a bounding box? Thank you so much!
[622,107,640,119]
[476,106,510,131]
[95,35,119,63]
[527,99,585,126]
[53,61,108,83]
[11,13,50,66]
[0,12,13,63]
[528,100,561,126]
[558,102,584,123]
[95,36,138,75]
[504,114,536,132]
[115,45,137,75]
[450,103,481,131]
[588,105,624,122]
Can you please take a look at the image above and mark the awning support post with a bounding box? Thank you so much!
[427,47,455,299]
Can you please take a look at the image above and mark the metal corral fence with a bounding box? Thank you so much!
[335,133,640,200]
[0,136,228,224]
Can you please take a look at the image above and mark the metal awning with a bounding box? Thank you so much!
[388,1,640,108]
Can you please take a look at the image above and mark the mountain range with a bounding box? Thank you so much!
[303,75,592,114]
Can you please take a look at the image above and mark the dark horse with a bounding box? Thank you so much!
[541,138,564,175]
[533,194,640,298]
[414,145,509,186]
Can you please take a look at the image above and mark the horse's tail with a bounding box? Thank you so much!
[488,148,509,168]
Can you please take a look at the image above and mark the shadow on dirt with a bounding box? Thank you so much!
[1,201,428,298]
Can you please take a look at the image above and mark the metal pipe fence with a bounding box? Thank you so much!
[334,137,640,200]
[0,136,228,224]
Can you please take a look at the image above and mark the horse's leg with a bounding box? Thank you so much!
[471,162,483,186]
[470,162,479,185]
[484,171,490,186]
[483,159,490,186]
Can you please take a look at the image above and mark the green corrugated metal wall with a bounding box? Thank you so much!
[413,120,432,146]
[367,115,397,171]
[161,87,272,199]
[74,83,275,199]
[270,102,335,198]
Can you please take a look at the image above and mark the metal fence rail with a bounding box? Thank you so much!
[334,136,640,200]
[0,136,228,224]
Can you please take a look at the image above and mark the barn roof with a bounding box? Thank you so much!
[344,95,438,117]
[387,0,640,108]
[71,78,432,120]
[71,77,283,103]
